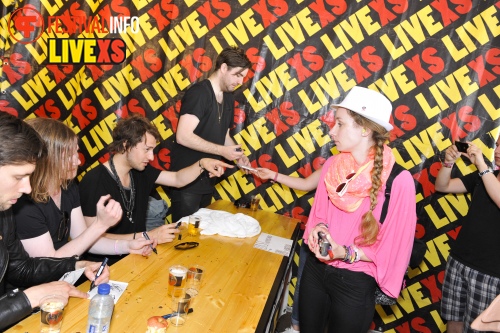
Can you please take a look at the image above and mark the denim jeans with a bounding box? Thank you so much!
[291,241,312,327]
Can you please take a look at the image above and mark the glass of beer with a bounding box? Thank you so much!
[188,215,201,236]
[168,265,188,296]
[250,195,260,211]
[186,265,204,305]
[40,295,67,333]
[186,265,204,292]
[170,294,191,326]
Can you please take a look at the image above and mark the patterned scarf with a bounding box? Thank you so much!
[324,145,396,212]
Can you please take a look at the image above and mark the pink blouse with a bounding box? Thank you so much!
[303,155,417,298]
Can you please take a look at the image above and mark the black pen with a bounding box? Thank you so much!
[142,231,157,255]
[162,308,194,319]
[176,222,182,240]
[89,257,108,292]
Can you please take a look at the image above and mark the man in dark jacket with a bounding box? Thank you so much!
[0,113,109,330]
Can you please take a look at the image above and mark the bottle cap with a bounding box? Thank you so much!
[97,283,111,295]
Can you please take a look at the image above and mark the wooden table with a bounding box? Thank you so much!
[8,200,300,333]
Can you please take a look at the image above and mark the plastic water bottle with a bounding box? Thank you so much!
[86,283,114,333]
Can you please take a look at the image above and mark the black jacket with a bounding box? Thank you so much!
[0,209,77,330]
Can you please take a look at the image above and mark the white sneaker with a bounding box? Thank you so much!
[282,327,300,333]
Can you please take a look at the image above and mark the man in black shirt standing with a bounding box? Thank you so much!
[169,46,252,221]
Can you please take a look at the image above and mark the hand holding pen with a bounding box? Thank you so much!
[89,257,108,292]
[142,231,157,254]
[148,223,181,244]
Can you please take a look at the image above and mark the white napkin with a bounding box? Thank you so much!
[179,208,261,238]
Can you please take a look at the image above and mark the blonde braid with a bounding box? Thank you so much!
[355,133,389,246]
[346,109,390,246]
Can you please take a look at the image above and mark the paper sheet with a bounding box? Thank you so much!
[59,269,128,304]
[59,268,85,285]
[88,280,128,304]
[253,233,293,256]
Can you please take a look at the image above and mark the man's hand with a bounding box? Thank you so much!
[24,281,88,308]
[200,158,233,178]
[95,195,123,227]
[219,145,245,161]
[76,260,110,286]
[126,237,157,256]
[150,223,181,244]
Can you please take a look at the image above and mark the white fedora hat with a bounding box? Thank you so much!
[332,86,393,131]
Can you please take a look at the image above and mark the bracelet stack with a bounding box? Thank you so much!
[342,244,360,264]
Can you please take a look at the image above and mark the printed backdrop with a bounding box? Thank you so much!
[1,0,500,331]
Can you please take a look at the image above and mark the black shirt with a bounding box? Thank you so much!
[170,79,234,194]
[79,164,161,263]
[14,183,80,250]
[451,170,500,277]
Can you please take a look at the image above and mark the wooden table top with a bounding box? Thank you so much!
[8,200,299,333]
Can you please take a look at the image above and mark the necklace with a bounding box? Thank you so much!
[109,155,135,224]
[217,98,223,123]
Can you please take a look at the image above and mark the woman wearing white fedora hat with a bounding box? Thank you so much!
[299,86,417,332]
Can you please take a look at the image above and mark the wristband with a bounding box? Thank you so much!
[199,160,205,172]
[442,162,454,168]
[479,168,493,177]
[114,240,119,255]
[272,172,278,183]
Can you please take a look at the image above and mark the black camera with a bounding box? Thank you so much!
[318,231,331,257]
[233,199,250,208]
[455,141,469,153]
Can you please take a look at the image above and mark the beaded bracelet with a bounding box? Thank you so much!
[352,245,360,262]
[342,245,349,262]
[342,245,360,264]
